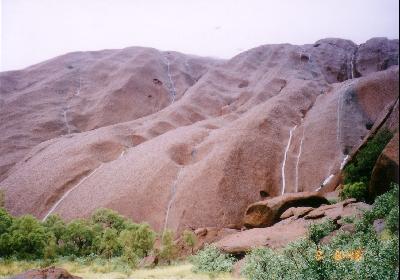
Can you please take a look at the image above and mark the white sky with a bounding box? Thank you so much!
[1,0,399,71]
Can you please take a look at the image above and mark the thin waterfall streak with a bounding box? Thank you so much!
[163,167,183,232]
[42,165,102,221]
[63,109,71,134]
[295,127,305,192]
[163,56,177,103]
[281,125,297,195]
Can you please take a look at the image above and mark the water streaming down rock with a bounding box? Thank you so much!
[42,164,103,221]
[340,155,350,170]
[281,125,297,195]
[163,55,177,103]
[295,124,305,192]
[63,109,71,134]
[163,166,183,231]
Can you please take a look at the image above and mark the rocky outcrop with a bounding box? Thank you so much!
[369,133,399,198]
[12,267,80,279]
[0,38,398,233]
[215,199,370,254]
[243,192,328,228]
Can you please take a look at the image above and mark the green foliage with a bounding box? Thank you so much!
[190,244,235,274]
[7,215,48,259]
[159,230,177,264]
[308,219,337,244]
[96,228,121,259]
[91,208,127,233]
[119,223,155,260]
[59,219,96,257]
[0,190,4,207]
[243,184,400,280]
[340,181,368,201]
[42,214,66,244]
[344,129,392,185]
[182,230,197,253]
[0,208,13,235]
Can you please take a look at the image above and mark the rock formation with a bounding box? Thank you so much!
[0,38,398,234]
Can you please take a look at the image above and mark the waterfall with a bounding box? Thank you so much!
[340,155,350,170]
[75,76,81,96]
[350,54,355,79]
[336,91,343,150]
[163,56,177,103]
[163,166,183,231]
[295,125,305,192]
[42,165,103,221]
[281,125,297,195]
[63,109,71,134]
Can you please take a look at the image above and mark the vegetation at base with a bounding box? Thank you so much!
[183,230,197,253]
[340,129,392,202]
[0,207,159,266]
[308,219,337,243]
[241,183,399,280]
[340,181,368,201]
[343,129,392,185]
[190,245,235,274]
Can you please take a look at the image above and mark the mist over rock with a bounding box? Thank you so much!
[0,37,398,233]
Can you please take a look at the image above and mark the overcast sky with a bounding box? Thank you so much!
[0,0,399,71]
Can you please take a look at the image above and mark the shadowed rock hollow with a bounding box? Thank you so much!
[0,38,398,234]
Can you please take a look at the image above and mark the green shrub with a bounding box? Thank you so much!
[190,244,235,273]
[340,181,368,201]
[42,214,66,245]
[159,230,177,264]
[183,230,197,254]
[308,219,337,244]
[344,129,392,185]
[0,190,4,207]
[7,215,48,259]
[119,223,155,260]
[96,228,121,258]
[91,208,127,233]
[60,219,96,257]
[385,205,399,234]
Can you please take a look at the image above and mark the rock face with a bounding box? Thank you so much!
[0,38,398,233]
[369,133,399,198]
[243,192,328,228]
[215,199,370,253]
[12,267,80,279]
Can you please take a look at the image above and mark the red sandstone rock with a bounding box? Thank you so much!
[369,133,399,198]
[0,39,397,234]
[12,266,80,279]
[243,192,328,228]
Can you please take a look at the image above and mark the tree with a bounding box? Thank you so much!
[8,215,47,259]
[96,228,121,258]
[91,208,128,232]
[183,230,197,254]
[60,219,96,256]
[119,223,155,259]
[159,230,177,264]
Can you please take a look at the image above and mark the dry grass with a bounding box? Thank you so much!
[0,259,239,279]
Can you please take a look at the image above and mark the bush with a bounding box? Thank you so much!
[7,215,48,259]
[308,219,337,244]
[159,230,177,264]
[243,184,399,280]
[96,228,121,258]
[190,244,235,274]
[183,230,197,254]
[60,219,96,257]
[344,129,392,185]
[119,223,155,260]
[91,208,127,233]
[340,181,368,201]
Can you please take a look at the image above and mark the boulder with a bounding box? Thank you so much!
[215,199,371,254]
[139,255,158,268]
[12,267,80,279]
[243,192,329,228]
[373,219,386,234]
[369,133,399,198]
[280,206,314,220]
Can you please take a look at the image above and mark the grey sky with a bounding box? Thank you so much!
[1,0,399,71]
